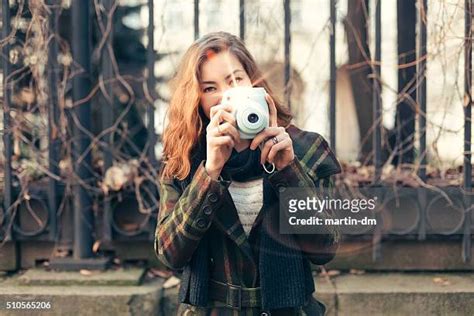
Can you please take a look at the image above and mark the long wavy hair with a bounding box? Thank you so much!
[161,32,293,180]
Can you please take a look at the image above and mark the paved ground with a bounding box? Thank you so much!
[0,270,474,315]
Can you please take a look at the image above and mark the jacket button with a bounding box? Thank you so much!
[196,218,208,229]
[203,205,212,215]
[208,192,219,203]
[276,183,287,193]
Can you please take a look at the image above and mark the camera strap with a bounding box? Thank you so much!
[258,142,276,174]
[262,162,275,174]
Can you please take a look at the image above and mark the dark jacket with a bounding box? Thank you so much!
[155,125,342,314]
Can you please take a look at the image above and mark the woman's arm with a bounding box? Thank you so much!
[267,157,340,265]
[154,161,228,270]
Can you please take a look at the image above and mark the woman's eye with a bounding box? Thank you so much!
[230,77,243,86]
[203,86,215,93]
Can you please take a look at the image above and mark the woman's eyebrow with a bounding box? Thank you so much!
[201,69,244,85]
[224,69,244,81]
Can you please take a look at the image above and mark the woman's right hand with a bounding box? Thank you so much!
[205,104,240,180]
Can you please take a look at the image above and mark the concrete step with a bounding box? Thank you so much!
[1,271,474,315]
[0,268,165,316]
[16,268,145,286]
[315,272,474,316]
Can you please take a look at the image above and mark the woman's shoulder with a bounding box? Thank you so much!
[286,124,342,179]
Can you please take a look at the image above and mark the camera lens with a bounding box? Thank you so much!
[247,113,259,123]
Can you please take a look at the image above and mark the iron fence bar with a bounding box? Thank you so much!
[284,0,291,110]
[1,0,12,241]
[463,0,473,263]
[71,0,94,259]
[194,0,199,40]
[417,0,427,182]
[373,0,382,184]
[417,0,428,240]
[372,213,383,261]
[147,0,159,240]
[101,0,114,241]
[372,0,383,262]
[329,0,336,152]
[46,0,61,241]
[239,0,245,40]
[147,0,158,169]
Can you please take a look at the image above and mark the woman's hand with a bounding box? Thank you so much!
[250,94,295,171]
[205,104,240,180]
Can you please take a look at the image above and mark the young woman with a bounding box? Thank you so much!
[155,32,341,316]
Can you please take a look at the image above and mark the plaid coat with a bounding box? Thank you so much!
[155,125,341,315]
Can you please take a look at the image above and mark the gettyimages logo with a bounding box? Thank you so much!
[287,195,378,227]
[288,195,377,213]
[279,187,468,235]
[281,188,379,234]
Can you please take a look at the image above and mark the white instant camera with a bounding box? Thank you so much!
[222,87,270,139]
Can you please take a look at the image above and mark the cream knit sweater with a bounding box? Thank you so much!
[227,178,264,235]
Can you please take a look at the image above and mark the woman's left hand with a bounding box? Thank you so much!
[250,94,295,170]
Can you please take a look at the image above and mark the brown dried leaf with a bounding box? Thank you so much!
[320,269,341,277]
[464,95,471,107]
[163,276,181,289]
[80,269,97,276]
[148,268,173,279]
[100,181,109,196]
[433,277,445,284]
[104,166,127,191]
[92,240,101,253]
[54,249,69,258]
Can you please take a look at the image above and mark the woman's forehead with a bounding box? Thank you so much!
[200,51,244,81]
